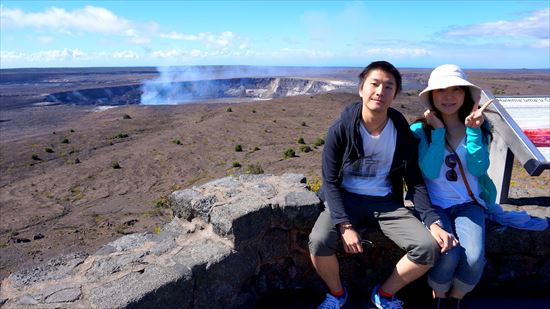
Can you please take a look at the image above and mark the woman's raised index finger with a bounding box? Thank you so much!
[478,99,495,113]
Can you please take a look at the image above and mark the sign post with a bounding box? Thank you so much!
[482,91,549,203]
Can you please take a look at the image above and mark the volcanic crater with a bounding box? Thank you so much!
[44,77,357,106]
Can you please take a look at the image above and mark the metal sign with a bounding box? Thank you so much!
[482,91,549,202]
[495,96,550,162]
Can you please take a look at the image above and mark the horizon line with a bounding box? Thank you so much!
[1,65,548,71]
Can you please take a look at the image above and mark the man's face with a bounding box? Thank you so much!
[359,69,397,114]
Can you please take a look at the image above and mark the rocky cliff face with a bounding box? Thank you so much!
[0,174,548,308]
[43,78,356,106]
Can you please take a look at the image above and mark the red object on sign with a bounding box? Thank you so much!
[523,128,550,147]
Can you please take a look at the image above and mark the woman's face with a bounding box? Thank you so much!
[431,86,465,116]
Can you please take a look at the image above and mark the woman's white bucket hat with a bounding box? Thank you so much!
[419,64,481,108]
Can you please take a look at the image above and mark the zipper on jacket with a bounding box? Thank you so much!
[389,159,407,175]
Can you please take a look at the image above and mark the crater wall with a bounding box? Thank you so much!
[42,78,356,106]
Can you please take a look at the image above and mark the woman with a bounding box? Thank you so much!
[410,64,495,309]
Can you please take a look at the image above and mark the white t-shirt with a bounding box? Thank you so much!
[425,137,486,209]
[341,119,396,196]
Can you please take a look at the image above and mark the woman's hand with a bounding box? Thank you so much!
[340,224,363,254]
[424,109,444,128]
[465,99,494,128]
[429,222,459,253]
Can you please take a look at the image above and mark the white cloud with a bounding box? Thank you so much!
[210,31,235,48]
[248,48,335,60]
[0,5,154,45]
[363,48,430,57]
[151,49,182,58]
[0,51,24,60]
[124,29,151,45]
[148,46,427,63]
[150,46,256,60]
[239,40,250,50]
[444,8,550,39]
[532,39,550,48]
[0,49,143,65]
[160,32,198,40]
[25,48,86,62]
[113,50,139,59]
[278,48,334,58]
[160,31,239,48]
[151,49,207,59]
[1,5,131,33]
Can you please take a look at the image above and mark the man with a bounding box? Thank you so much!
[309,61,450,309]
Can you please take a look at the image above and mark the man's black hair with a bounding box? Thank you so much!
[358,60,402,98]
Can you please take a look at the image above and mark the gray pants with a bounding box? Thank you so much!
[308,192,439,266]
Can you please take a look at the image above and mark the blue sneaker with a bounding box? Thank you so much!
[317,288,347,309]
[371,285,403,309]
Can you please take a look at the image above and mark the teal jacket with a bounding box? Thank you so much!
[410,122,497,227]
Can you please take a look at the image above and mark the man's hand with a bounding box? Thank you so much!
[339,223,363,254]
[429,222,459,253]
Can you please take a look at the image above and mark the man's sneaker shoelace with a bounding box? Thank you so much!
[317,289,347,309]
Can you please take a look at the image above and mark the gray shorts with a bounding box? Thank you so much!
[308,192,439,266]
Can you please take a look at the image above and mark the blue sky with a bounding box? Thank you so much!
[1,1,549,69]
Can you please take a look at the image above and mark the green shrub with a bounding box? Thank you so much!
[172,139,182,145]
[301,121,307,126]
[114,133,129,139]
[492,87,506,95]
[300,145,312,153]
[283,148,296,158]
[123,114,132,119]
[70,129,75,133]
[245,164,264,174]
[61,138,70,144]
[231,161,241,168]
[252,109,256,113]
[314,138,325,147]
[252,146,260,152]
[226,107,233,112]
[297,137,305,144]
[235,144,243,152]
[111,160,121,169]
[45,147,54,153]
[31,153,40,160]
[115,223,129,234]
[74,158,81,164]
[153,196,170,208]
